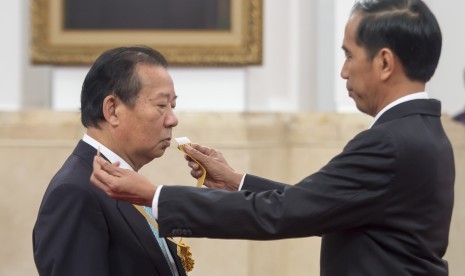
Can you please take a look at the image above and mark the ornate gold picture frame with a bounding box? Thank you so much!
[30,0,262,66]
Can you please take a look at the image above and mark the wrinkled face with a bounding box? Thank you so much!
[340,14,381,116]
[117,64,178,170]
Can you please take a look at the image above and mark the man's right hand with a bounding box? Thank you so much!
[183,144,244,191]
[90,156,156,206]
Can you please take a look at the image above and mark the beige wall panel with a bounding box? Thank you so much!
[0,111,463,276]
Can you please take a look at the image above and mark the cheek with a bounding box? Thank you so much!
[351,69,370,90]
[142,117,165,139]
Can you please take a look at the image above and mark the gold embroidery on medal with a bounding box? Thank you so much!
[133,205,195,273]
[177,238,195,272]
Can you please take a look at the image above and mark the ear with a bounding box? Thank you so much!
[375,48,395,81]
[102,95,120,127]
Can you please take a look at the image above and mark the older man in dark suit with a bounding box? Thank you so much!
[91,1,455,275]
[33,46,186,276]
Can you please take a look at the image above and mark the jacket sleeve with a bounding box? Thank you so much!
[241,174,287,192]
[33,182,110,276]
[158,128,396,240]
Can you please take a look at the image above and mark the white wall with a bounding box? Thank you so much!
[52,67,247,112]
[0,1,22,110]
[3,0,465,116]
[425,0,465,116]
[334,0,357,112]
[246,0,317,112]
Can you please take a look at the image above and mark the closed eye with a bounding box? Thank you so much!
[342,46,351,59]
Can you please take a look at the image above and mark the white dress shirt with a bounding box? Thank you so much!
[369,91,429,128]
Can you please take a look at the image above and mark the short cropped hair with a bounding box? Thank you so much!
[80,46,168,128]
[351,0,442,82]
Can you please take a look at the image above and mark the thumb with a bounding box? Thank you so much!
[184,144,206,163]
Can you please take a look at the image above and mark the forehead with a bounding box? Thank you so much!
[347,13,362,36]
[136,63,170,81]
[342,14,368,56]
[136,64,175,97]
[345,13,364,42]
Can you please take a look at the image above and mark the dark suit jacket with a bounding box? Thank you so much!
[158,99,455,276]
[33,141,186,276]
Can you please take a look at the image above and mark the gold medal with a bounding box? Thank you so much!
[134,205,195,273]
[177,238,195,272]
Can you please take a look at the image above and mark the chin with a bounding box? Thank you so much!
[153,149,166,159]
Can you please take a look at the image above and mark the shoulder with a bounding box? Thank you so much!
[40,154,103,209]
[344,127,397,155]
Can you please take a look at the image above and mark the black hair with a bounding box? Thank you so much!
[80,46,168,128]
[351,0,441,82]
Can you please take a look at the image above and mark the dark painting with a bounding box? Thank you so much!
[64,0,231,30]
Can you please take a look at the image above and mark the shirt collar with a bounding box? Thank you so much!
[82,134,134,171]
[370,92,429,128]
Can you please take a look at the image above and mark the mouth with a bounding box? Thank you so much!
[161,137,171,147]
[347,86,354,97]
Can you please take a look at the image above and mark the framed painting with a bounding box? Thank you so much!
[30,0,262,66]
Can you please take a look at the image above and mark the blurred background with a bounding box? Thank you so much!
[1,0,464,275]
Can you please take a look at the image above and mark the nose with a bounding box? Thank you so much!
[340,61,348,80]
[165,108,178,128]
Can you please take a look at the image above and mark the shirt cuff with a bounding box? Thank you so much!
[151,185,163,219]
[238,174,246,191]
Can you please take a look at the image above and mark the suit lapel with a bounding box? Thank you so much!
[117,196,174,275]
[75,139,186,275]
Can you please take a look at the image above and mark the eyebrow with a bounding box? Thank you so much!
[156,92,178,101]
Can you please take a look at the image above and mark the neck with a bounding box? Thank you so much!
[86,127,140,171]
[375,80,425,116]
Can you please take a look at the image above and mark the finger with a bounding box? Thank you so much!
[94,155,120,169]
[190,169,203,179]
[94,155,107,167]
[93,156,109,179]
[187,160,200,170]
[189,143,212,155]
[184,144,207,162]
[92,156,120,186]
[100,160,126,177]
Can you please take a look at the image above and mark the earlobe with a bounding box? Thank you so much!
[102,95,120,126]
